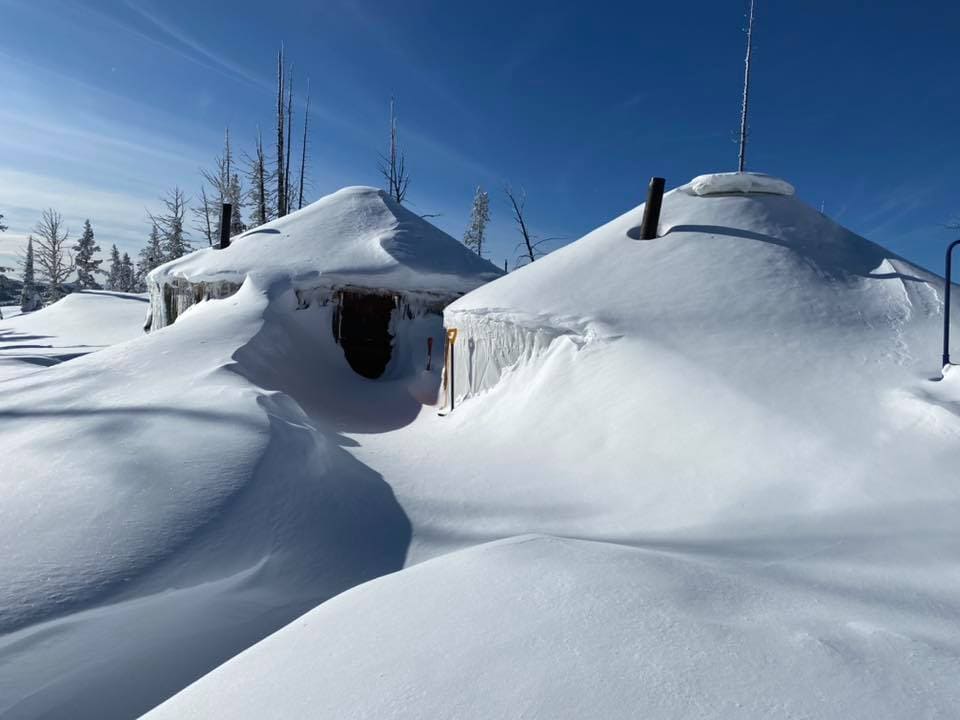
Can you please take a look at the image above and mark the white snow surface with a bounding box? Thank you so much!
[4,177,960,719]
[149,186,502,295]
[687,171,796,196]
[0,291,148,382]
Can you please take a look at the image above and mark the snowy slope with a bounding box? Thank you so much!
[147,533,960,720]
[0,282,412,718]
[143,175,960,719]
[150,186,502,295]
[5,174,960,719]
[0,291,148,382]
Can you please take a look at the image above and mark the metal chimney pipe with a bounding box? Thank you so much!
[219,203,233,249]
[942,238,960,367]
[639,177,665,240]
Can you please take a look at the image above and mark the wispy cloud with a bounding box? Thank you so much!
[120,0,271,91]
[0,169,166,260]
[65,1,269,93]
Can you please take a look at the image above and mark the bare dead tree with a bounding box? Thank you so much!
[379,97,410,204]
[737,0,756,173]
[298,78,311,210]
[33,208,75,302]
[284,66,296,214]
[195,186,215,246]
[276,45,287,217]
[244,126,271,227]
[505,186,562,267]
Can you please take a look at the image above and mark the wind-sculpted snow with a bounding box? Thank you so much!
[0,290,148,382]
[146,534,960,720]
[6,177,960,719]
[146,177,960,719]
[0,280,411,718]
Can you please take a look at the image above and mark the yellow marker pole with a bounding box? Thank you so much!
[447,328,458,411]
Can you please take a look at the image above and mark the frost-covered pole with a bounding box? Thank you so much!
[738,0,756,173]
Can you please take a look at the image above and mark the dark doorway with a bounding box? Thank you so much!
[333,291,396,379]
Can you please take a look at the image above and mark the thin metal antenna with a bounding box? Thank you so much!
[738,0,756,173]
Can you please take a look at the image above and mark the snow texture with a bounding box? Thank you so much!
[687,171,796,196]
[0,291,147,382]
[4,175,960,719]
[147,186,502,328]
[444,177,942,403]
[147,534,960,720]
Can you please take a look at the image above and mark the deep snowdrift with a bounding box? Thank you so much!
[147,534,960,720]
[146,175,960,718]
[4,175,960,719]
[0,291,148,382]
[445,174,944,407]
[0,281,414,718]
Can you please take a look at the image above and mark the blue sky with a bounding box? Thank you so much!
[1,0,958,275]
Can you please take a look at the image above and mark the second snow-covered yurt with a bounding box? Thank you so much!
[442,171,950,406]
[147,187,502,378]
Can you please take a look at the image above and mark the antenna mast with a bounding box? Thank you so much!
[738,0,756,173]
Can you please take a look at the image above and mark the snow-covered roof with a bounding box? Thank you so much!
[150,186,502,295]
[446,173,938,342]
[685,171,795,196]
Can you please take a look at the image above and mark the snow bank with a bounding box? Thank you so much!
[8,173,960,719]
[0,280,414,718]
[686,171,795,196]
[147,187,501,328]
[147,534,960,720]
[0,290,148,382]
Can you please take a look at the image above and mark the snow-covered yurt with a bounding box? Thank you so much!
[443,171,950,406]
[148,186,502,378]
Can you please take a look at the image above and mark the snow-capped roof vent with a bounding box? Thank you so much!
[686,172,795,197]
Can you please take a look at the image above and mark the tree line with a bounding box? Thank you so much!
[0,44,559,315]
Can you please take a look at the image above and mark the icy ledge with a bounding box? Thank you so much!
[685,172,795,197]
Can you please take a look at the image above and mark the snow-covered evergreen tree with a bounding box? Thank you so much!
[106,244,122,290]
[0,212,7,232]
[33,208,74,302]
[19,236,41,312]
[72,219,103,289]
[463,187,490,257]
[152,187,191,261]
[229,172,246,236]
[120,252,135,292]
[136,224,164,290]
